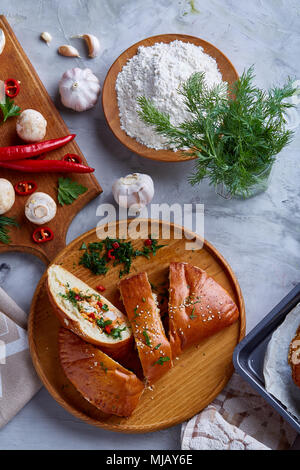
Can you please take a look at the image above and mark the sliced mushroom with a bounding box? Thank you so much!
[25,192,57,225]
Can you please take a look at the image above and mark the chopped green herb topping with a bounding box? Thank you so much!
[154,343,162,350]
[78,237,164,278]
[154,356,170,366]
[100,362,108,374]
[143,330,151,346]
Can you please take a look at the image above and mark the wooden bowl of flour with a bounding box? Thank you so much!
[102,34,239,163]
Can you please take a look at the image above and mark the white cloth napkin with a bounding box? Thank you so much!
[181,373,297,450]
[0,287,41,428]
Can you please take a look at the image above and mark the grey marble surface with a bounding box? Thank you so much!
[0,0,300,450]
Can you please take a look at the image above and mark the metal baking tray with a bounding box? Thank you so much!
[233,284,300,434]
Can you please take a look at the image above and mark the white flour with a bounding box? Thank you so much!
[115,40,223,150]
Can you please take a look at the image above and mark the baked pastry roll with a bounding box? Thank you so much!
[59,328,144,417]
[288,327,300,388]
[168,262,239,356]
[119,272,172,384]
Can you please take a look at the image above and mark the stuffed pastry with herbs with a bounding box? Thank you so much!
[119,272,172,385]
[59,328,144,417]
[288,326,300,388]
[47,264,132,358]
[168,262,239,357]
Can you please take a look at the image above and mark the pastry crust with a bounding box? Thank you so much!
[119,272,172,384]
[288,327,300,388]
[168,262,239,356]
[47,264,132,359]
[59,328,144,417]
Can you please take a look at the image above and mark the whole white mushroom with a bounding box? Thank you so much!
[0,179,15,215]
[25,192,57,225]
[16,109,47,142]
[112,173,154,210]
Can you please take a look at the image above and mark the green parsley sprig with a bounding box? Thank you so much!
[0,96,21,123]
[138,67,296,197]
[57,177,88,206]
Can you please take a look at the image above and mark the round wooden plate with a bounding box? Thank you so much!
[102,34,239,162]
[28,220,245,433]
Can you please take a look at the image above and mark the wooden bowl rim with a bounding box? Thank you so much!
[28,219,245,432]
[102,33,239,163]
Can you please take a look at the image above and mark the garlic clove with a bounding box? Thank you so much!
[71,34,100,58]
[58,45,80,58]
[0,28,5,55]
[40,31,52,46]
[25,192,57,225]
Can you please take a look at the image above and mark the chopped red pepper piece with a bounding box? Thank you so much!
[107,249,116,260]
[97,301,103,308]
[88,312,96,319]
[144,239,152,246]
[105,325,112,334]
[75,295,82,301]
[63,153,82,164]
[112,242,120,249]
[32,227,54,244]
[96,285,106,292]
[4,78,20,98]
[14,180,37,196]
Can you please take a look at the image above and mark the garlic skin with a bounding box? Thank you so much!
[25,192,57,225]
[16,109,47,143]
[112,173,154,209]
[41,32,52,46]
[0,28,5,55]
[71,34,100,58]
[0,179,15,215]
[59,67,101,112]
[58,45,80,58]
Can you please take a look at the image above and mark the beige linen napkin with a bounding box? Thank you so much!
[181,373,297,450]
[0,287,41,428]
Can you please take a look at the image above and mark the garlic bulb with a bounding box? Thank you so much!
[112,173,154,209]
[41,32,52,46]
[25,192,57,225]
[16,109,47,143]
[0,28,5,55]
[0,179,15,215]
[58,45,80,58]
[59,67,101,112]
[71,34,100,58]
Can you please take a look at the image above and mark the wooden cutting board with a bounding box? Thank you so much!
[0,16,102,264]
[29,220,245,432]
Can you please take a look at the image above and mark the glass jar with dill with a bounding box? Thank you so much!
[138,66,297,199]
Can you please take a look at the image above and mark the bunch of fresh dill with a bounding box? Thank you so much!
[138,67,296,197]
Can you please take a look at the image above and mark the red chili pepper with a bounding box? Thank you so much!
[32,227,54,244]
[112,242,119,249]
[14,180,37,196]
[63,153,82,164]
[88,312,96,319]
[107,249,115,260]
[144,239,152,246]
[0,134,76,161]
[96,285,106,292]
[75,295,82,301]
[97,301,103,308]
[0,159,94,173]
[4,78,20,98]
[105,325,112,334]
